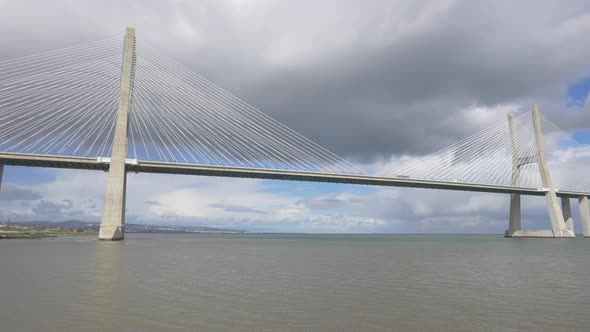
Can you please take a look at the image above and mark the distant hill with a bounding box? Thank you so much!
[0,220,244,234]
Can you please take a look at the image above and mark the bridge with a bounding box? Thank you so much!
[0,27,588,239]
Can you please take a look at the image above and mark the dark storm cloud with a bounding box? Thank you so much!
[1,0,589,162]
[237,1,590,158]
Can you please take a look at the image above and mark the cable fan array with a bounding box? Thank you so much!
[0,39,122,157]
[1,33,586,188]
[538,113,590,192]
[128,42,365,174]
[390,111,544,188]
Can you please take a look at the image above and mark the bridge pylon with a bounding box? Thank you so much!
[505,106,574,238]
[579,196,590,237]
[98,27,136,241]
[0,164,4,196]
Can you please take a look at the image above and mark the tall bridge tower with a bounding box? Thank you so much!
[505,106,575,238]
[98,27,136,240]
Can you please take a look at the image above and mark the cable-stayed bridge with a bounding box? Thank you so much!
[0,27,588,240]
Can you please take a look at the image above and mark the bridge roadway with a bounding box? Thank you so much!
[0,152,588,198]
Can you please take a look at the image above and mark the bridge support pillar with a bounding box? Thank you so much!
[579,196,590,237]
[99,27,135,241]
[505,113,522,237]
[0,164,3,190]
[505,194,521,237]
[561,197,574,234]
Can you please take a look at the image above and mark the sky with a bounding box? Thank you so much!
[0,0,589,233]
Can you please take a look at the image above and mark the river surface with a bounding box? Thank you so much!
[1,234,589,331]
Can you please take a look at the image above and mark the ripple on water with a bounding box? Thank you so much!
[1,234,589,331]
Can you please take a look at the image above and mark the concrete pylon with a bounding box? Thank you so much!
[0,164,3,221]
[579,196,590,237]
[532,106,572,237]
[99,27,136,241]
[0,164,4,192]
[505,113,521,237]
[561,197,574,234]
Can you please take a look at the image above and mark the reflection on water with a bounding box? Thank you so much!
[78,241,124,330]
[1,234,590,331]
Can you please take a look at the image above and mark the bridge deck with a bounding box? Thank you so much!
[0,152,587,198]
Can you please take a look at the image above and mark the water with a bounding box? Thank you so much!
[1,234,589,331]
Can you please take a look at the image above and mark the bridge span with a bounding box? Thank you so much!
[0,151,587,198]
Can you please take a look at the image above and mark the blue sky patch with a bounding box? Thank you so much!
[4,166,57,186]
[573,130,590,144]
[567,76,590,107]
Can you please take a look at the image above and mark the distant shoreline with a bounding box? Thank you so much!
[0,220,244,236]
[0,230,98,239]
[0,231,248,239]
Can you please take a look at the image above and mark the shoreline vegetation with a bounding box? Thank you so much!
[0,229,98,239]
[0,220,244,239]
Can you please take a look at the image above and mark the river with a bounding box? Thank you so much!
[1,234,589,331]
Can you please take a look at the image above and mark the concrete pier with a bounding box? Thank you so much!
[506,193,521,237]
[98,27,136,241]
[505,113,522,237]
[580,196,590,237]
[561,197,574,234]
[531,107,573,237]
[508,230,556,237]
[0,164,4,192]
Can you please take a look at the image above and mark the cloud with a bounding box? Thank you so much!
[0,186,42,201]
[31,200,70,218]
[209,202,267,214]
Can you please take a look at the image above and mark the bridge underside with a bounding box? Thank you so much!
[0,154,106,171]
